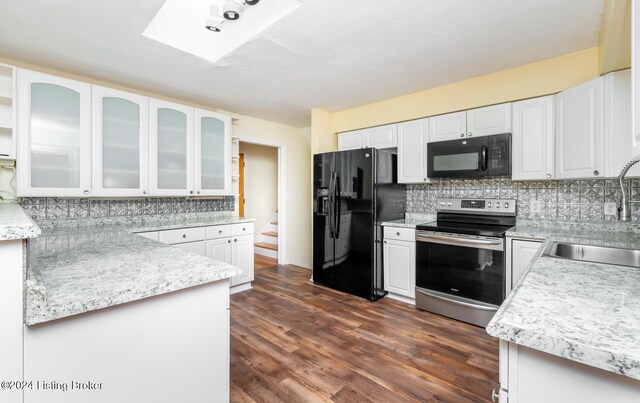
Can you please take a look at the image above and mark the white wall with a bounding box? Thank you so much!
[239,143,278,242]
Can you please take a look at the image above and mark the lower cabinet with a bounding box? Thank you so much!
[382,226,416,300]
[146,222,255,292]
[503,343,640,403]
[230,235,254,287]
[509,239,543,291]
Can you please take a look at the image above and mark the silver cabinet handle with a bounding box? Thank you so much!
[396,232,400,236]
[218,230,223,234]
[384,240,387,244]
[197,191,200,194]
[143,190,147,195]
[83,190,89,195]
[242,227,246,231]
[468,132,473,137]
[546,173,552,179]
[423,177,427,181]
[227,240,231,243]
[460,133,465,138]
[190,190,194,194]
[182,234,187,238]
[234,239,237,242]
[593,170,599,176]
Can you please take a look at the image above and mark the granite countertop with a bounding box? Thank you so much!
[26,213,255,326]
[487,227,640,381]
[381,213,437,228]
[0,202,41,240]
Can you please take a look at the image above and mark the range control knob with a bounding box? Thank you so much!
[440,202,445,206]
[496,202,501,208]
[487,202,492,208]
[447,202,452,206]
[504,202,510,208]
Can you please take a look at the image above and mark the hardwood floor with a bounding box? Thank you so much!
[255,254,278,270]
[230,265,499,402]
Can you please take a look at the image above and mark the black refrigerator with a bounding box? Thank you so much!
[313,148,405,301]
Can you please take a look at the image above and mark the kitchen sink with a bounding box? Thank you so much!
[543,242,640,268]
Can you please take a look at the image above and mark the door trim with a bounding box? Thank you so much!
[235,136,287,265]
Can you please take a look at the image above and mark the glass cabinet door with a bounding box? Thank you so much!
[195,109,231,196]
[17,69,91,197]
[149,99,194,196]
[92,85,149,197]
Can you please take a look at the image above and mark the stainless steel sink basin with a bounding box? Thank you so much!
[543,242,640,268]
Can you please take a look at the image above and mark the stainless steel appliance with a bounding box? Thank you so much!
[415,198,516,326]
[427,133,511,178]
[313,148,405,301]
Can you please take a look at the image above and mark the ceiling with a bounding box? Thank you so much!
[0,0,605,128]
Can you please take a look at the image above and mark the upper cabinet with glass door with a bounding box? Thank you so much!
[17,69,92,197]
[92,85,149,197]
[194,109,231,196]
[149,98,194,196]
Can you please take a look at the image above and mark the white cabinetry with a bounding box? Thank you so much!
[428,111,466,142]
[92,85,149,197]
[427,104,511,143]
[0,240,23,403]
[466,103,512,138]
[17,69,92,197]
[504,344,640,403]
[512,96,555,180]
[556,70,635,179]
[23,279,230,403]
[397,118,429,183]
[338,129,365,150]
[338,124,397,150]
[206,237,233,264]
[0,64,16,160]
[509,239,542,290]
[382,226,415,300]
[149,98,195,196]
[555,77,604,179]
[364,124,397,149]
[231,234,254,287]
[194,109,231,196]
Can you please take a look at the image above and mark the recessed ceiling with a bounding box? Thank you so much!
[0,0,604,128]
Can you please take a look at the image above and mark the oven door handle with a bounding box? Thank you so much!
[416,232,504,251]
[416,288,499,312]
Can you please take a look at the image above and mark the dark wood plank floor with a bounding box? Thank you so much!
[230,265,499,402]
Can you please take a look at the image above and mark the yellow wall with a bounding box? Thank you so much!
[0,57,312,269]
[599,0,632,74]
[330,47,600,134]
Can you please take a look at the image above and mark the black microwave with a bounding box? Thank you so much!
[427,133,511,178]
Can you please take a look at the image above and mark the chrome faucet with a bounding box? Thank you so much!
[617,159,640,221]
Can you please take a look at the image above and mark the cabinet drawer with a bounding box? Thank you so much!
[383,226,415,242]
[159,227,206,245]
[232,222,254,236]
[206,225,233,240]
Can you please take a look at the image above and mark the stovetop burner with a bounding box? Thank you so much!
[416,198,516,237]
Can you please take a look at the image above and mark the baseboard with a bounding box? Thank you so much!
[230,283,252,295]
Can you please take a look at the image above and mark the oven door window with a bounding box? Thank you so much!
[416,242,504,305]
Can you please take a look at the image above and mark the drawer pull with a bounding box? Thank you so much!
[219,230,223,234]
[228,240,231,243]
[234,239,237,242]
[396,232,400,236]
[182,234,187,238]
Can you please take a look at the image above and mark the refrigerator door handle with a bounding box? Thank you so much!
[335,172,341,238]
[328,171,335,238]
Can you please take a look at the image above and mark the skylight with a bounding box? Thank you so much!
[143,0,303,64]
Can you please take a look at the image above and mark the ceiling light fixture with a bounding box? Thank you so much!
[206,0,261,32]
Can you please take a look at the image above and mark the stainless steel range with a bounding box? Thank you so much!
[415,198,516,327]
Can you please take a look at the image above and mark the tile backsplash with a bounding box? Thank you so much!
[19,197,235,221]
[406,178,640,222]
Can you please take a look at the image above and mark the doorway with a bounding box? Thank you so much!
[237,138,287,268]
